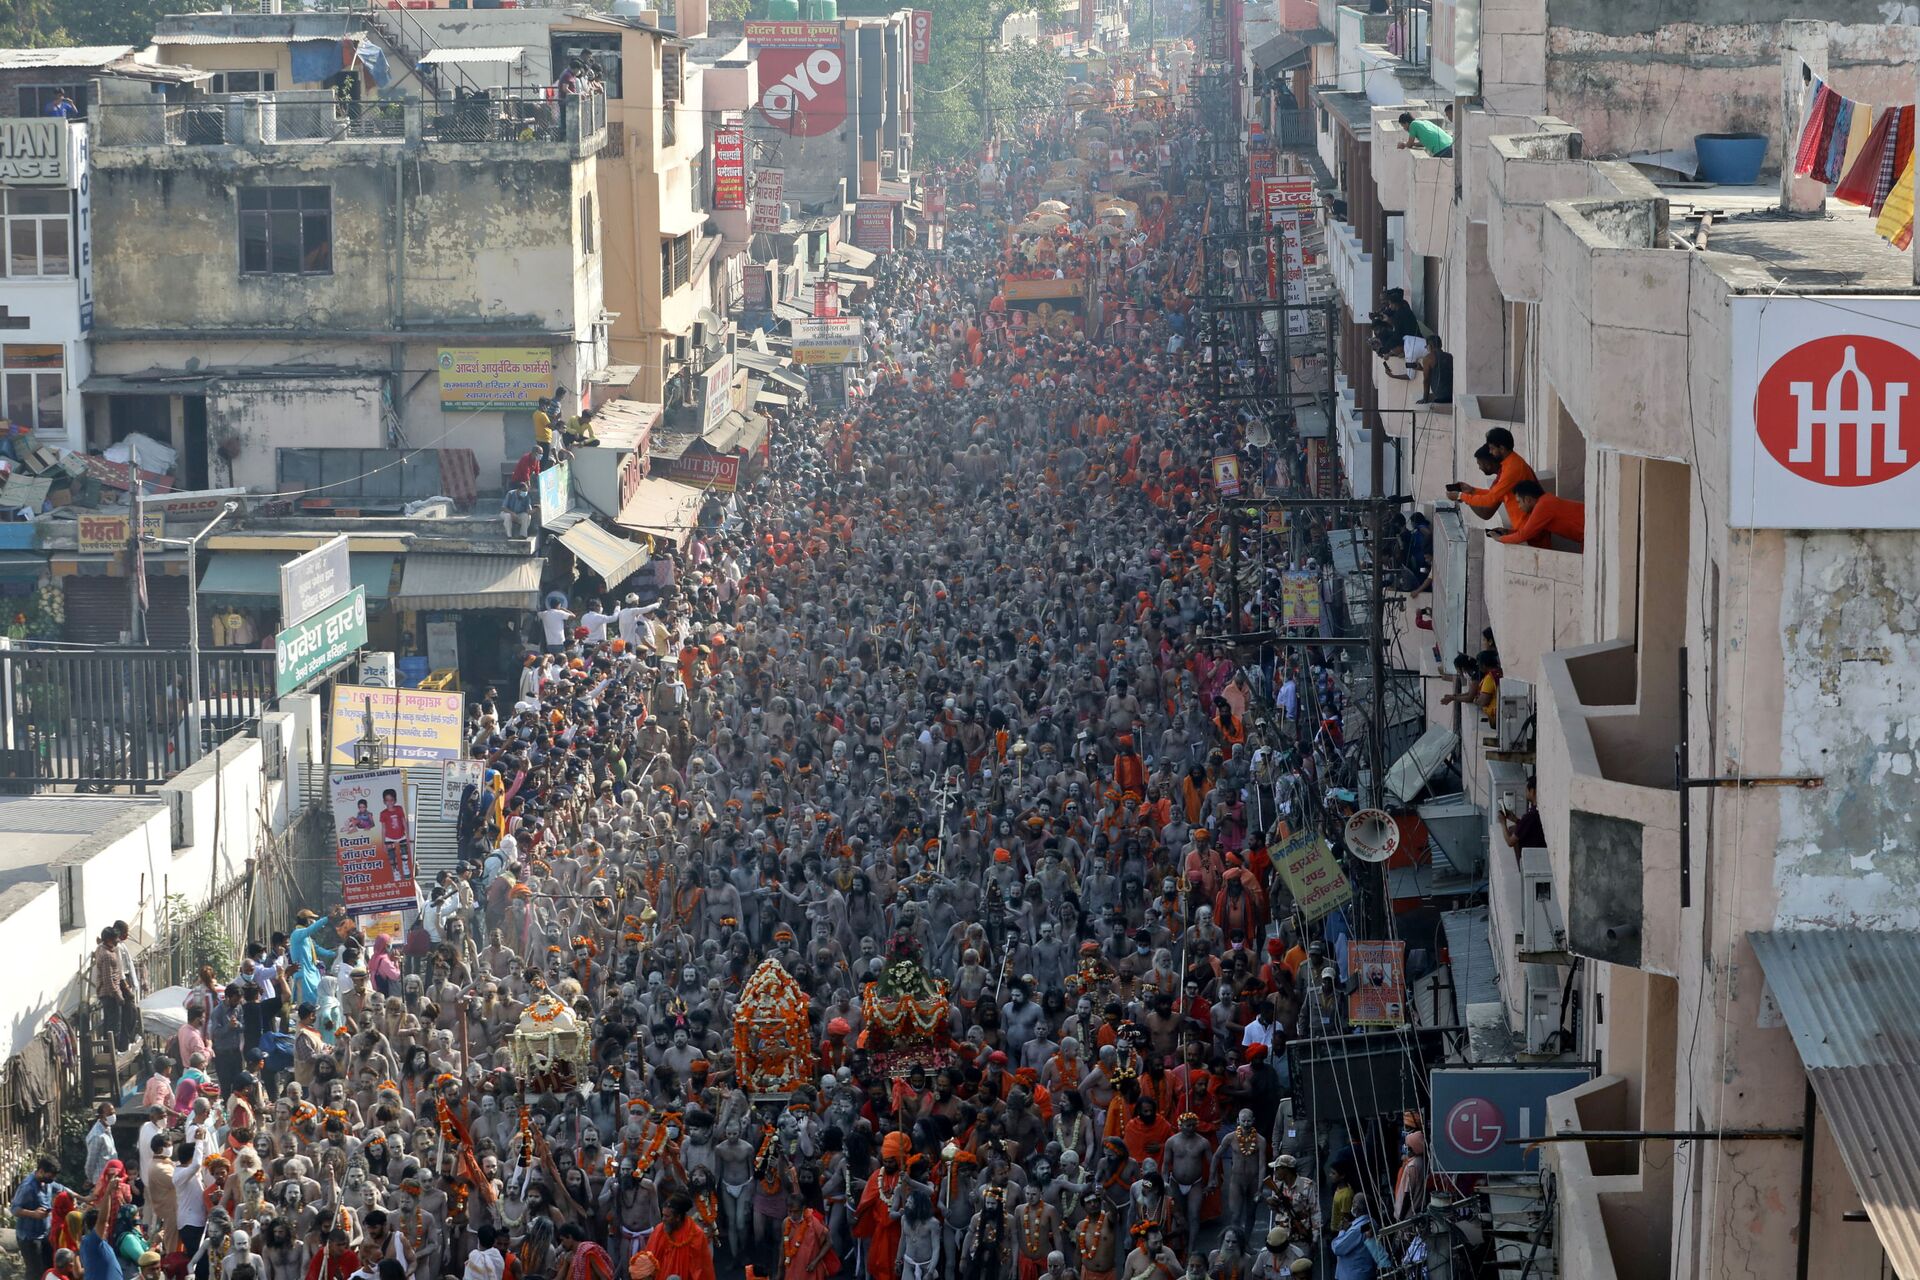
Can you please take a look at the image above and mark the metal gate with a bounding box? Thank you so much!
[0,645,276,791]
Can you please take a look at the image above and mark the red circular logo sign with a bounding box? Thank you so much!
[1445,1097,1504,1157]
[1754,334,1920,487]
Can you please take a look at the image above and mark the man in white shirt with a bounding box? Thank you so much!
[615,594,656,649]
[578,599,616,644]
[537,604,574,653]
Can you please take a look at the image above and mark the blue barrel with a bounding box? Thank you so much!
[1694,132,1767,185]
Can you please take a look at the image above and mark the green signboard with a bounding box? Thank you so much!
[275,585,368,696]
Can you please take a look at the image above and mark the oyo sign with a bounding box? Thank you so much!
[1731,296,1920,528]
[758,44,847,137]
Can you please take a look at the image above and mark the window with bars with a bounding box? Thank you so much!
[2,189,72,278]
[3,343,65,436]
[238,186,332,275]
[660,232,691,297]
[580,193,596,254]
[663,49,683,104]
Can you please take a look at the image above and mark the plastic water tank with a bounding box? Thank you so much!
[809,0,837,16]
[765,0,800,16]
[611,0,645,15]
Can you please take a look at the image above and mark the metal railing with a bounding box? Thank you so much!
[0,646,276,792]
[92,88,604,153]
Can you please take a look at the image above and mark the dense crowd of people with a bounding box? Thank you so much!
[34,79,1450,1280]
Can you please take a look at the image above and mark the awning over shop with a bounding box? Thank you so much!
[1750,929,1920,1280]
[392,554,542,611]
[616,477,707,544]
[754,388,791,408]
[558,520,650,587]
[0,552,50,581]
[198,551,396,599]
[418,46,524,65]
[828,241,878,270]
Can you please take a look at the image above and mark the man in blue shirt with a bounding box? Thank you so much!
[44,91,79,120]
[11,1156,65,1279]
[78,1206,121,1280]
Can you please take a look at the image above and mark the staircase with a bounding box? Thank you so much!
[361,1,484,101]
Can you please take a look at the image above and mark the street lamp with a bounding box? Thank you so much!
[143,501,239,767]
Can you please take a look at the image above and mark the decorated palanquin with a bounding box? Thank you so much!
[861,932,952,1077]
[736,959,813,1097]
[511,992,587,1094]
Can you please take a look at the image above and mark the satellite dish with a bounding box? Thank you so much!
[1345,808,1400,863]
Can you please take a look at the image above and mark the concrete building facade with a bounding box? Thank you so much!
[1285,0,1920,1275]
[83,73,608,492]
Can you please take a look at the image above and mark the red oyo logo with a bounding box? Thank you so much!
[758,46,846,137]
[1755,334,1918,487]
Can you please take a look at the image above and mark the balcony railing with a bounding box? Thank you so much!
[93,87,606,156]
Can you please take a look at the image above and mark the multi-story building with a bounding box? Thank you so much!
[141,5,724,411]
[0,48,203,453]
[721,11,917,244]
[1275,1,1920,1276]
[82,76,608,492]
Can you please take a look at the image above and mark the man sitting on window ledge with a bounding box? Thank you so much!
[1489,479,1585,549]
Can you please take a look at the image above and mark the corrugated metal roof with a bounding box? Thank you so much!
[1750,928,1920,1280]
[0,45,135,68]
[151,32,332,45]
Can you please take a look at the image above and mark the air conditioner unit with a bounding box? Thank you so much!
[880,149,896,170]
[1523,962,1563,1054]
[1519,847,1566,956]
[1497,678,1534,752]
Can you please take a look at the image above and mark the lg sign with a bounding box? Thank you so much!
[759,45,846,137]
[1731,297,1920,529]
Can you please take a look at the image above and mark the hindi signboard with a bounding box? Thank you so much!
[1273,829,1354,923]
[791,317,864,342]
[328,685,464,767]
[744,20,843,47]
[440,758,484,822]
[275,586,368,697]
[752,169,785,233]
[329,768,420,917]
[712,125,746,209]
[75,512,163,554]
[742,262,770,309]
[793,340,867,366]
[854,201,894,253]
[279,534,349,627]
[436,348,554,409]
[1346,940,1408,1027]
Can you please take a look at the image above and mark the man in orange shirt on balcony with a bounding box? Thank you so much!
[1491,480,1585,548]
[1448,428,1534,522]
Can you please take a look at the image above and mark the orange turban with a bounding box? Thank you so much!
[881,1132,913,1161]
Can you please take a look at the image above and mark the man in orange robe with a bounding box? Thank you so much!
[852,1131,911,1280]
[643,1195,716,1280]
